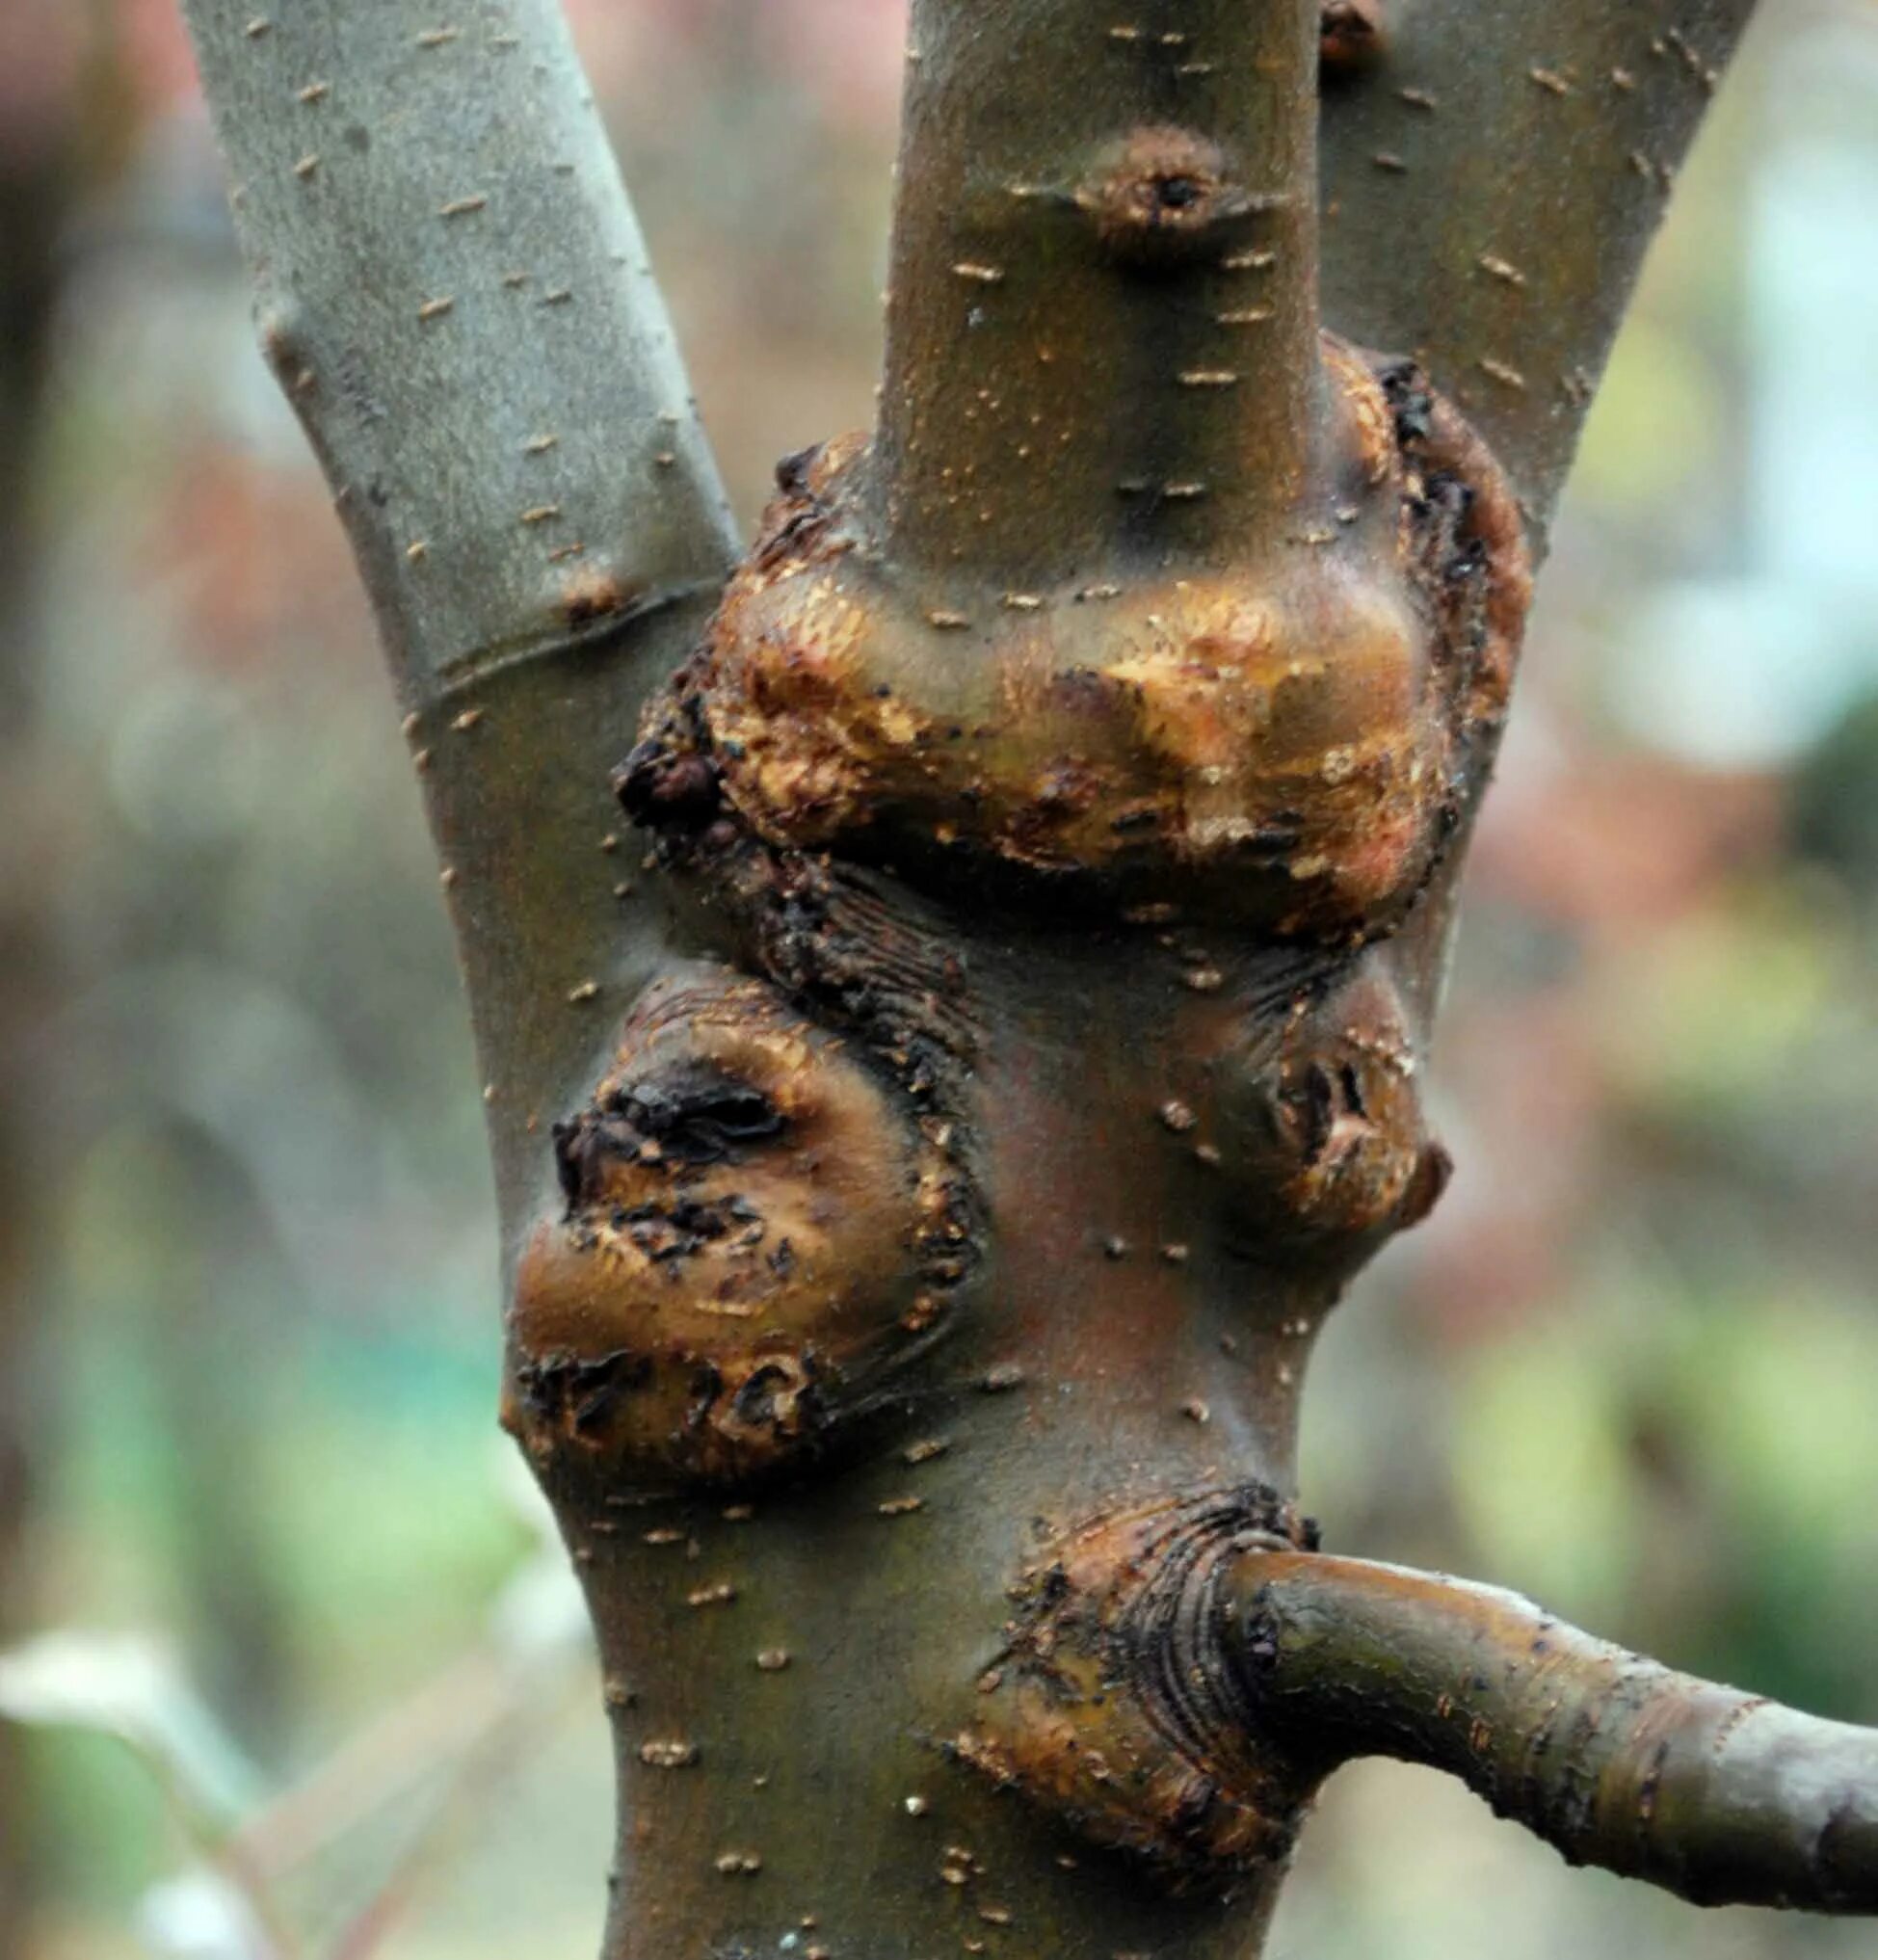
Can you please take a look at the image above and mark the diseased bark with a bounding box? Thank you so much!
[172,1,1878,1956]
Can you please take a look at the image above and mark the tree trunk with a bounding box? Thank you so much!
[174,1,1878,1954]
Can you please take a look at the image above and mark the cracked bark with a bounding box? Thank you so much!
[172,1,1878,1956]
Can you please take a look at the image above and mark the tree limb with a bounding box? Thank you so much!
[182,0,734,693]
[1318,0,1760,548]
[1230,1549,1878,1911]
[178,0,739,1218]
[880,0,1322,584]
[173,4,1832,1954]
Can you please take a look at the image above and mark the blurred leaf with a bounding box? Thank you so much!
[0,1630,259,1833]
[1790,687,1878,897]
[1574,316,1722,517]
[137,1867,276,1960]
[1448,1330,1640,1624]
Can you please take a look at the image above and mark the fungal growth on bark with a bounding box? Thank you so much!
[178,0,1877,1953]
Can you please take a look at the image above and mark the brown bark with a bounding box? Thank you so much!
[878,0,1323,580]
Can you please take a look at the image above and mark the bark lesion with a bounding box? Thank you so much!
[1072,125,1288,266]
[505,966,979,1490]
[953,1485,1322,1891]
[515,305,1529,1514]
[1216,955,1450,1252]
[180,0,1878,1949]
[636,343,1528,946]
[539,324,1527,1503]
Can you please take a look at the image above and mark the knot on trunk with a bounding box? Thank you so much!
[503,967,978,1490]
[1072,126,1274,269]
[1319,1,1386,75]
[626,339,1529,947]
[949,1485,1321,1892]
[1213,956,1450,1250]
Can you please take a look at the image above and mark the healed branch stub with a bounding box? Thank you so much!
[180,0,740,1216]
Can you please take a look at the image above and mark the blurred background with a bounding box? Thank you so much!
[2,1,1877,1955]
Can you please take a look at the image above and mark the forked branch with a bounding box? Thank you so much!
[1231,1550,1878,1911]
[172,1,1877,1955]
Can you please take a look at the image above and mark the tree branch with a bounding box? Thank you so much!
[182,0,734,692]
[879,0,1323,584]
[178,0,739,1219]
[1230,1549,1878,1911]
[176,5,1817,1954]
[1318,0,1760,548]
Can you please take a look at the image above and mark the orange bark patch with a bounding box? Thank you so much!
[653,341,1529,945]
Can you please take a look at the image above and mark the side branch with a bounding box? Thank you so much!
[1230,1551,1878,1912]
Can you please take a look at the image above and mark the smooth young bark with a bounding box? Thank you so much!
[1230,1550,1878,1911]
[880,0,1322,580]
[182,0,734,697]
[178,0,739,1226]
[1319,0,1761,549]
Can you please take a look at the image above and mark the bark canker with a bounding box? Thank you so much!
[503,340,1533,1947]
